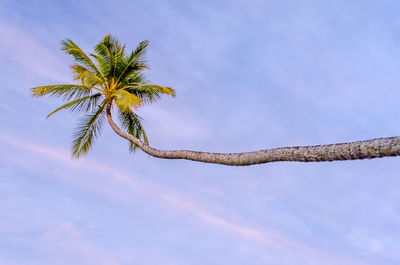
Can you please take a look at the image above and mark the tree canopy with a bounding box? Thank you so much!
[32,35,175,157]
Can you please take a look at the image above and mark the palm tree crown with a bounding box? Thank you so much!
[31,35,175,157]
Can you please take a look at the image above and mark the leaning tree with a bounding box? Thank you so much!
[31,35,400,166]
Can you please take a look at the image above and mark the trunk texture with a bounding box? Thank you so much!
[106,104,400,166]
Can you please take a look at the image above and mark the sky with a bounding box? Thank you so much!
[0,0,400,264]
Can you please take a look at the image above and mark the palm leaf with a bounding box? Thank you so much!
[92,43,112,78]
[91,42,113,78]
[116,40,149,84]
[136,85,175,97]
[118,110,148,151]
[126,84,175,103]
[71,64,104,87]
[114,45,127,78]
[72,100,107,157]
[31,84,92,100]
[125,72,145,85]
[113,89,143,112]
[47,93,102,118]
[92,35,125,78]
[62,39,104,79]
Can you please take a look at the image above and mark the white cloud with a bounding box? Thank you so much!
[38,220,120,265]
[0,23,68,82]
[346,229,400,260]
[0,131,368,265]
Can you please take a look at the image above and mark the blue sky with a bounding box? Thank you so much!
[1,1,400,264]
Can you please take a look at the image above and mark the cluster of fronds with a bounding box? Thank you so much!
[31,35,175,157]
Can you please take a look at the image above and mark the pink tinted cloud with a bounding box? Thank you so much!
[39,220,120,265]
[0,23,67,82]
[0,131,366,265]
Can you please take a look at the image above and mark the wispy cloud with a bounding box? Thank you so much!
[38,220,120,265]
[0,23,67,82]
[346,229,400,261]
[0,131,367,265]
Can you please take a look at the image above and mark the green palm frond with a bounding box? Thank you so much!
[136,84,175,97]
[126,84,175,103]
[116,40,149,84]
[62,39,103,79]
[127,40,148,70]
[93,35,126,78]
[114,45,127,78]
[130,40,148,62]
[126,72,145,85]
[71,64,103,87]
[92,43,112,78]
[47,93,103,118]
[31,84,92,99]
[72,100,107,157]
[112,89,143,112]
[118,110,148,152]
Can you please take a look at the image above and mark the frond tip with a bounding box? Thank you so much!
[31,84,92,99]
[62,39,103,78]
[46,93,102,118]
[118,110,149,152]
[72,101,107,158]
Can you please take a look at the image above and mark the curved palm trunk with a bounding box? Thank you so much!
[106,104,400,166]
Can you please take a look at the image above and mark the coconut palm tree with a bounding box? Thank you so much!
[31,35,175,157]
[32,35,400,166]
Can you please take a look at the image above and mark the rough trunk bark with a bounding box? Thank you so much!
[106,104,400,166]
